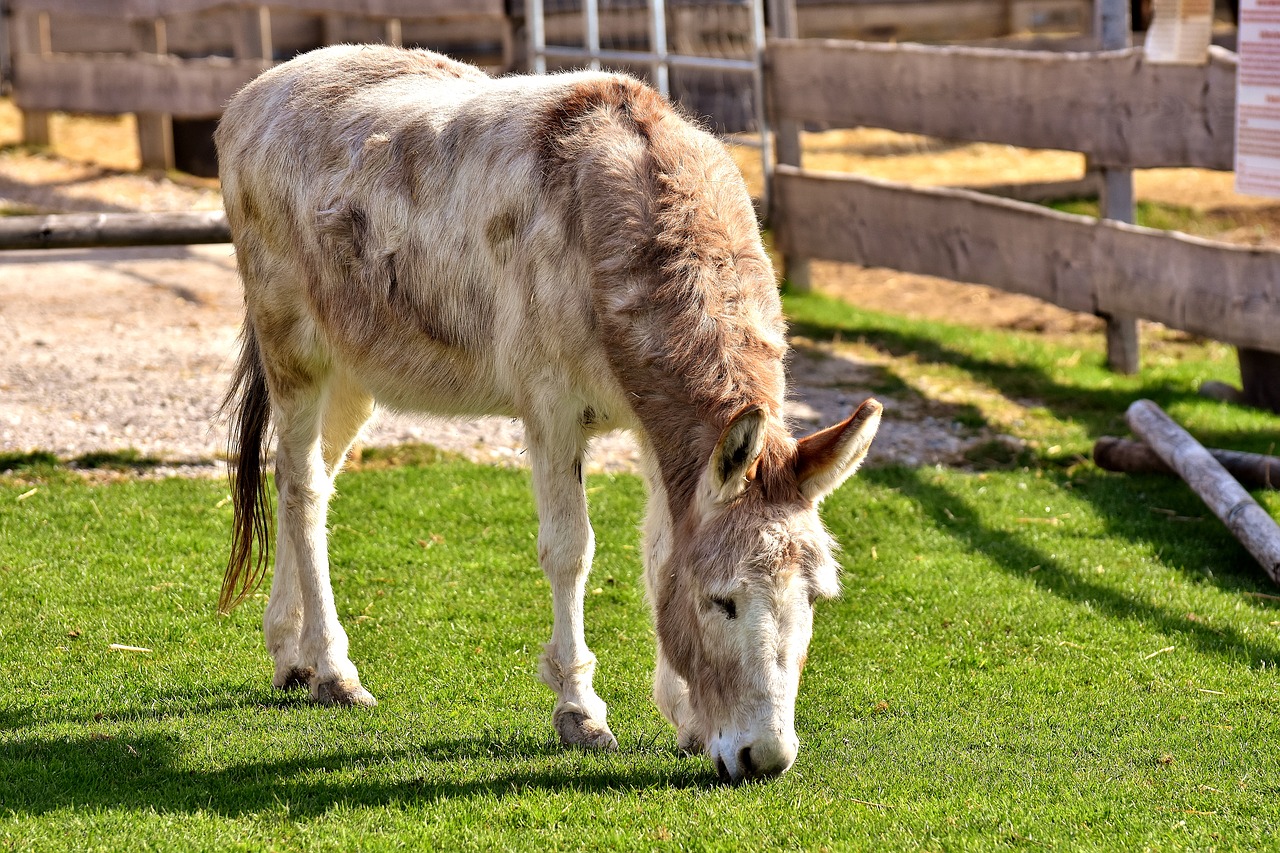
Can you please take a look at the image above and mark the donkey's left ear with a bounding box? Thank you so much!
[794,398,882,503]
[705,404,768,506]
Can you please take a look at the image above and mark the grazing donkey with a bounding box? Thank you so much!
[215,44,881,783]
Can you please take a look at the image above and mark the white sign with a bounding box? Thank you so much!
[1145,0,1214,64]
[1237,0,1280,197]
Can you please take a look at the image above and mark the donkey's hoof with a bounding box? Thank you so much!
[274,667,315,691]
[312,679,378,708]
[554,709,618,751]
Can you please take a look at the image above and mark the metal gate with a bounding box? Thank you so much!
[525,0,771,202]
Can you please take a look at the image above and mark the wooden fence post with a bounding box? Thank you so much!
[14,9,52,147]
[134,17,173,171]
[1237,348,1280,413]
[233,5,272,64]
[771,0,810,292]
[1096,0,1141,374]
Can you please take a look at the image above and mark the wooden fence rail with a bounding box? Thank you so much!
[765,37,1280,378]
[766,39,1239,170]
[13,55,267,117]
[7,0,503,21]
[773,166,1280,354]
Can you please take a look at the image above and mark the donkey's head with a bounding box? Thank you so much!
[650,398,881,783]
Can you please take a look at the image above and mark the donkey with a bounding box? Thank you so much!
[215,44,881,783]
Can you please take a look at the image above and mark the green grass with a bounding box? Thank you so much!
[784,290,1278,462]
[1046,198,1247,239]
[3,298,1280,850]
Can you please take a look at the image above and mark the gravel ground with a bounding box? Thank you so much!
[0,121,1023,477]
[0,243,994,477]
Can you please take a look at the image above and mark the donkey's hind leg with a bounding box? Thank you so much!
[269,373,376,707]
[527,412,617,751]
[264,371,373,694]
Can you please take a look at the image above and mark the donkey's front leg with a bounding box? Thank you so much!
[528,421,617,751]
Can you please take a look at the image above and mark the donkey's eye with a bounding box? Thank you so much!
[711,597,738,620]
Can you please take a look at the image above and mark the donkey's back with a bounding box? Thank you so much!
[217,44,654,420]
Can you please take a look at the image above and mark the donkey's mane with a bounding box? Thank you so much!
[532,75,792,509]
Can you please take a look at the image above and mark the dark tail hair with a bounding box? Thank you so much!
[218,322,273,614]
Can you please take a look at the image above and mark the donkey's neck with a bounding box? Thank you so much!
[590,249,789,520]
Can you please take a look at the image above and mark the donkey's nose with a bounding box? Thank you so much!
[740,735,797,780]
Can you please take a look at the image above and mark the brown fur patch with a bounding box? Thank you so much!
[484,208,524,265]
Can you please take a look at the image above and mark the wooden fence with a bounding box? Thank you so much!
[4,0,1094,169]
[6,0,510,171]
[766,38,1280,392]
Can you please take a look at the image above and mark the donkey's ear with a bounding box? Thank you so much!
[795,398,882,503]
[705,404,768,506]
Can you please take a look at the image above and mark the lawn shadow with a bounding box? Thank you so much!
[784,295,1279,454]
[0,671,713,819]
[795,293,1280,634]
[865,466,1280,665]
[0,725,714,819]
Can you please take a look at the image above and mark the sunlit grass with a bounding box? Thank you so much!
[3,292,1279,848]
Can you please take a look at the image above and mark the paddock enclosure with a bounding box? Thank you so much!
[2,0,1275,401]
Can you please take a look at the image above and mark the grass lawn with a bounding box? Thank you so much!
[3,296,1280,850]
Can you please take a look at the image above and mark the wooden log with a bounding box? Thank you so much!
[1125,399,1280,584]
[0,211,230,250]
[1094,436,1280,490]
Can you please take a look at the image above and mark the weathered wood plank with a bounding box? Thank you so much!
[0,211,230,250]
[765,39,1238,169]
[774,166,1098,312]
[12,53,267,116]
[793,0,1090,43]
[8,0,502,19]
[772,166,1280,354]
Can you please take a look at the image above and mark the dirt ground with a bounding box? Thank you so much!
[2,101,1277,473]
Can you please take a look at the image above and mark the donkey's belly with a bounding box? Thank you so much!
[311,307,513,419]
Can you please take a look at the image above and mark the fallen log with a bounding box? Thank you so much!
[1126,399,1280,585]
[0,211,230,251]
[1094,436,1280,490]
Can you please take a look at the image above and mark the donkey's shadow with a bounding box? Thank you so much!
[0,688,712,819]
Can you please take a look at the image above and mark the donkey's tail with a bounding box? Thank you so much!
[218,321,273,614]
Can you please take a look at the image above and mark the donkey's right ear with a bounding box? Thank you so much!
[794,398,882,504]
[703,404,768,507]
